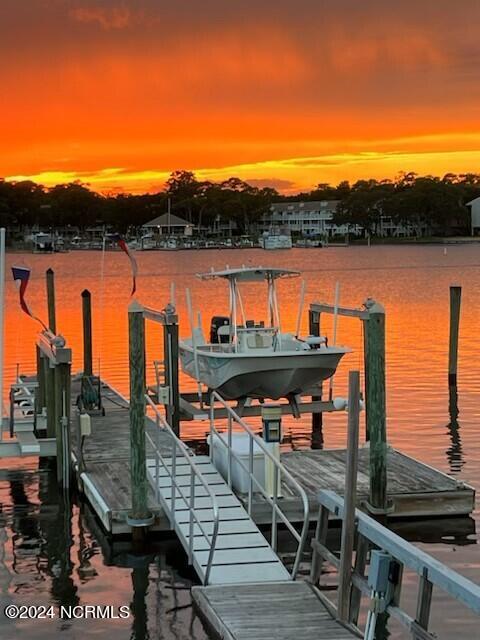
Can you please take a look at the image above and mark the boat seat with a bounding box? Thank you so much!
[217,325,230,340]
[246,333,273,349]
[305,336,327,347]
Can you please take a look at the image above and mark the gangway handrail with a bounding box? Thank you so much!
[312,490,480,636]
[209,390,310,579]
[145,395,220,585]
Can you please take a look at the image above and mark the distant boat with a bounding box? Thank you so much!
[32,232,55,253]
[260,227,292,250]
[179,267,350,401]
[139,233,157,250]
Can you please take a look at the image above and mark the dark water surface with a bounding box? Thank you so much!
[1,246,479,638]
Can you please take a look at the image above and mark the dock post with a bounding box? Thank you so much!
[337,370,360,622]
[46,268,56,334]
[81,289,93,376]
[364,299,388,514]
[308,308,323,446]
[164,314,180,436]
[362,317,370,441]
[54,360,72,488]
[448,285,461,384]
[35,346,46,418]
[44,357,56,439]
[128,301,153,535]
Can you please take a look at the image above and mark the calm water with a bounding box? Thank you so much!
[1,246,479,638]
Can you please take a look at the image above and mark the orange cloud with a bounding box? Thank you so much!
[1,1,480,192]
[69,5,133,30]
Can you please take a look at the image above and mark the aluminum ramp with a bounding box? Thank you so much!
[146,455,291,585]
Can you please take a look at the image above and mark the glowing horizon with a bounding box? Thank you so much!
[1,1,480,194]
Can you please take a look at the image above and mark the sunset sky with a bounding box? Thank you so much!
[1,0,480,194]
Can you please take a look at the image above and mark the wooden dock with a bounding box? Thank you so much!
[71,383,474,536]
[192,582,360,640]
[250,447,475,523]
[71,380,170,534]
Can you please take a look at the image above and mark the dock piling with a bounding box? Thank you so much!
[448,285,461,384]
[46,268,56,334]
[35,346,46,418]
[54,360,71,488]
[364,299,388,514]
[45,357,56,438]
[337,370,360,622]
[128,301,153,532]
[81,289,93,377]
[163,313,180,436]
[308,309,323,440]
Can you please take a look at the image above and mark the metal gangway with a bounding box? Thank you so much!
[144,393,310,586]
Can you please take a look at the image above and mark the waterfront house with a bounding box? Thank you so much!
[262,200,434,239]
[466,197,480,235]
[262,201,355,238]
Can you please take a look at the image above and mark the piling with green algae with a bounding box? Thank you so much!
[364,299,388,513]
[127,301,153,535]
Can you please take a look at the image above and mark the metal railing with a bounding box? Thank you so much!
[209,391,310,579]
[311,490,480,638]
[145,395,219,585]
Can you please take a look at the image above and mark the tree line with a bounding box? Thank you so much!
[1,170,479,235]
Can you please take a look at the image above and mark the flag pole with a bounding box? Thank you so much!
[0,228,6,440]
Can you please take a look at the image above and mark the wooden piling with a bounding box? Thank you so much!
[362,318,370,441]
[46,268,56,333]
[448,285,461,384]
[163,319,180,435]
[81,289,93,377]
[54,361,71,488]
[128,301,152,525]
[35,346,46,417]
[365,300,388,513]
[308,309,323,435]
[337,370,360,622]
[44,358,56,438]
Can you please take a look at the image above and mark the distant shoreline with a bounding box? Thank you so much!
[5,236,480,253]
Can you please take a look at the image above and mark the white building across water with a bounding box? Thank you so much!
[467,197,480,235]
[262,201,354,238]
[262,201,433,238]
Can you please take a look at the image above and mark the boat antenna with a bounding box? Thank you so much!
[185,288,203,407]
[295,279,306,338]
[329,281,341,400]
[170,281,176,308]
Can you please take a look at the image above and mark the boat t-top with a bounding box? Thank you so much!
[179,266,351,402]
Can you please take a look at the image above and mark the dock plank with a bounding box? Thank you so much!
[193,581,358,640]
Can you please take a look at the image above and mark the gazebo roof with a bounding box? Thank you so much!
[143,213,191,227]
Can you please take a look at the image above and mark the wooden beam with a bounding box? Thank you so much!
[310,302,369,320]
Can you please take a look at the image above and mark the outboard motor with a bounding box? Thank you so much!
[210,316,230,343]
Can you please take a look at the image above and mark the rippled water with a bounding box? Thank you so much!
[1,246,479,638]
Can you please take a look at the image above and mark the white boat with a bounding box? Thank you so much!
[260,227,293,250]
[179,267,350,400]
[139,233,157,250]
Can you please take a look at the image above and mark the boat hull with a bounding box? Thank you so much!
[179,346,347,400]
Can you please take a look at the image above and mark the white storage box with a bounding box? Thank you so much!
[208,432,266,494]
